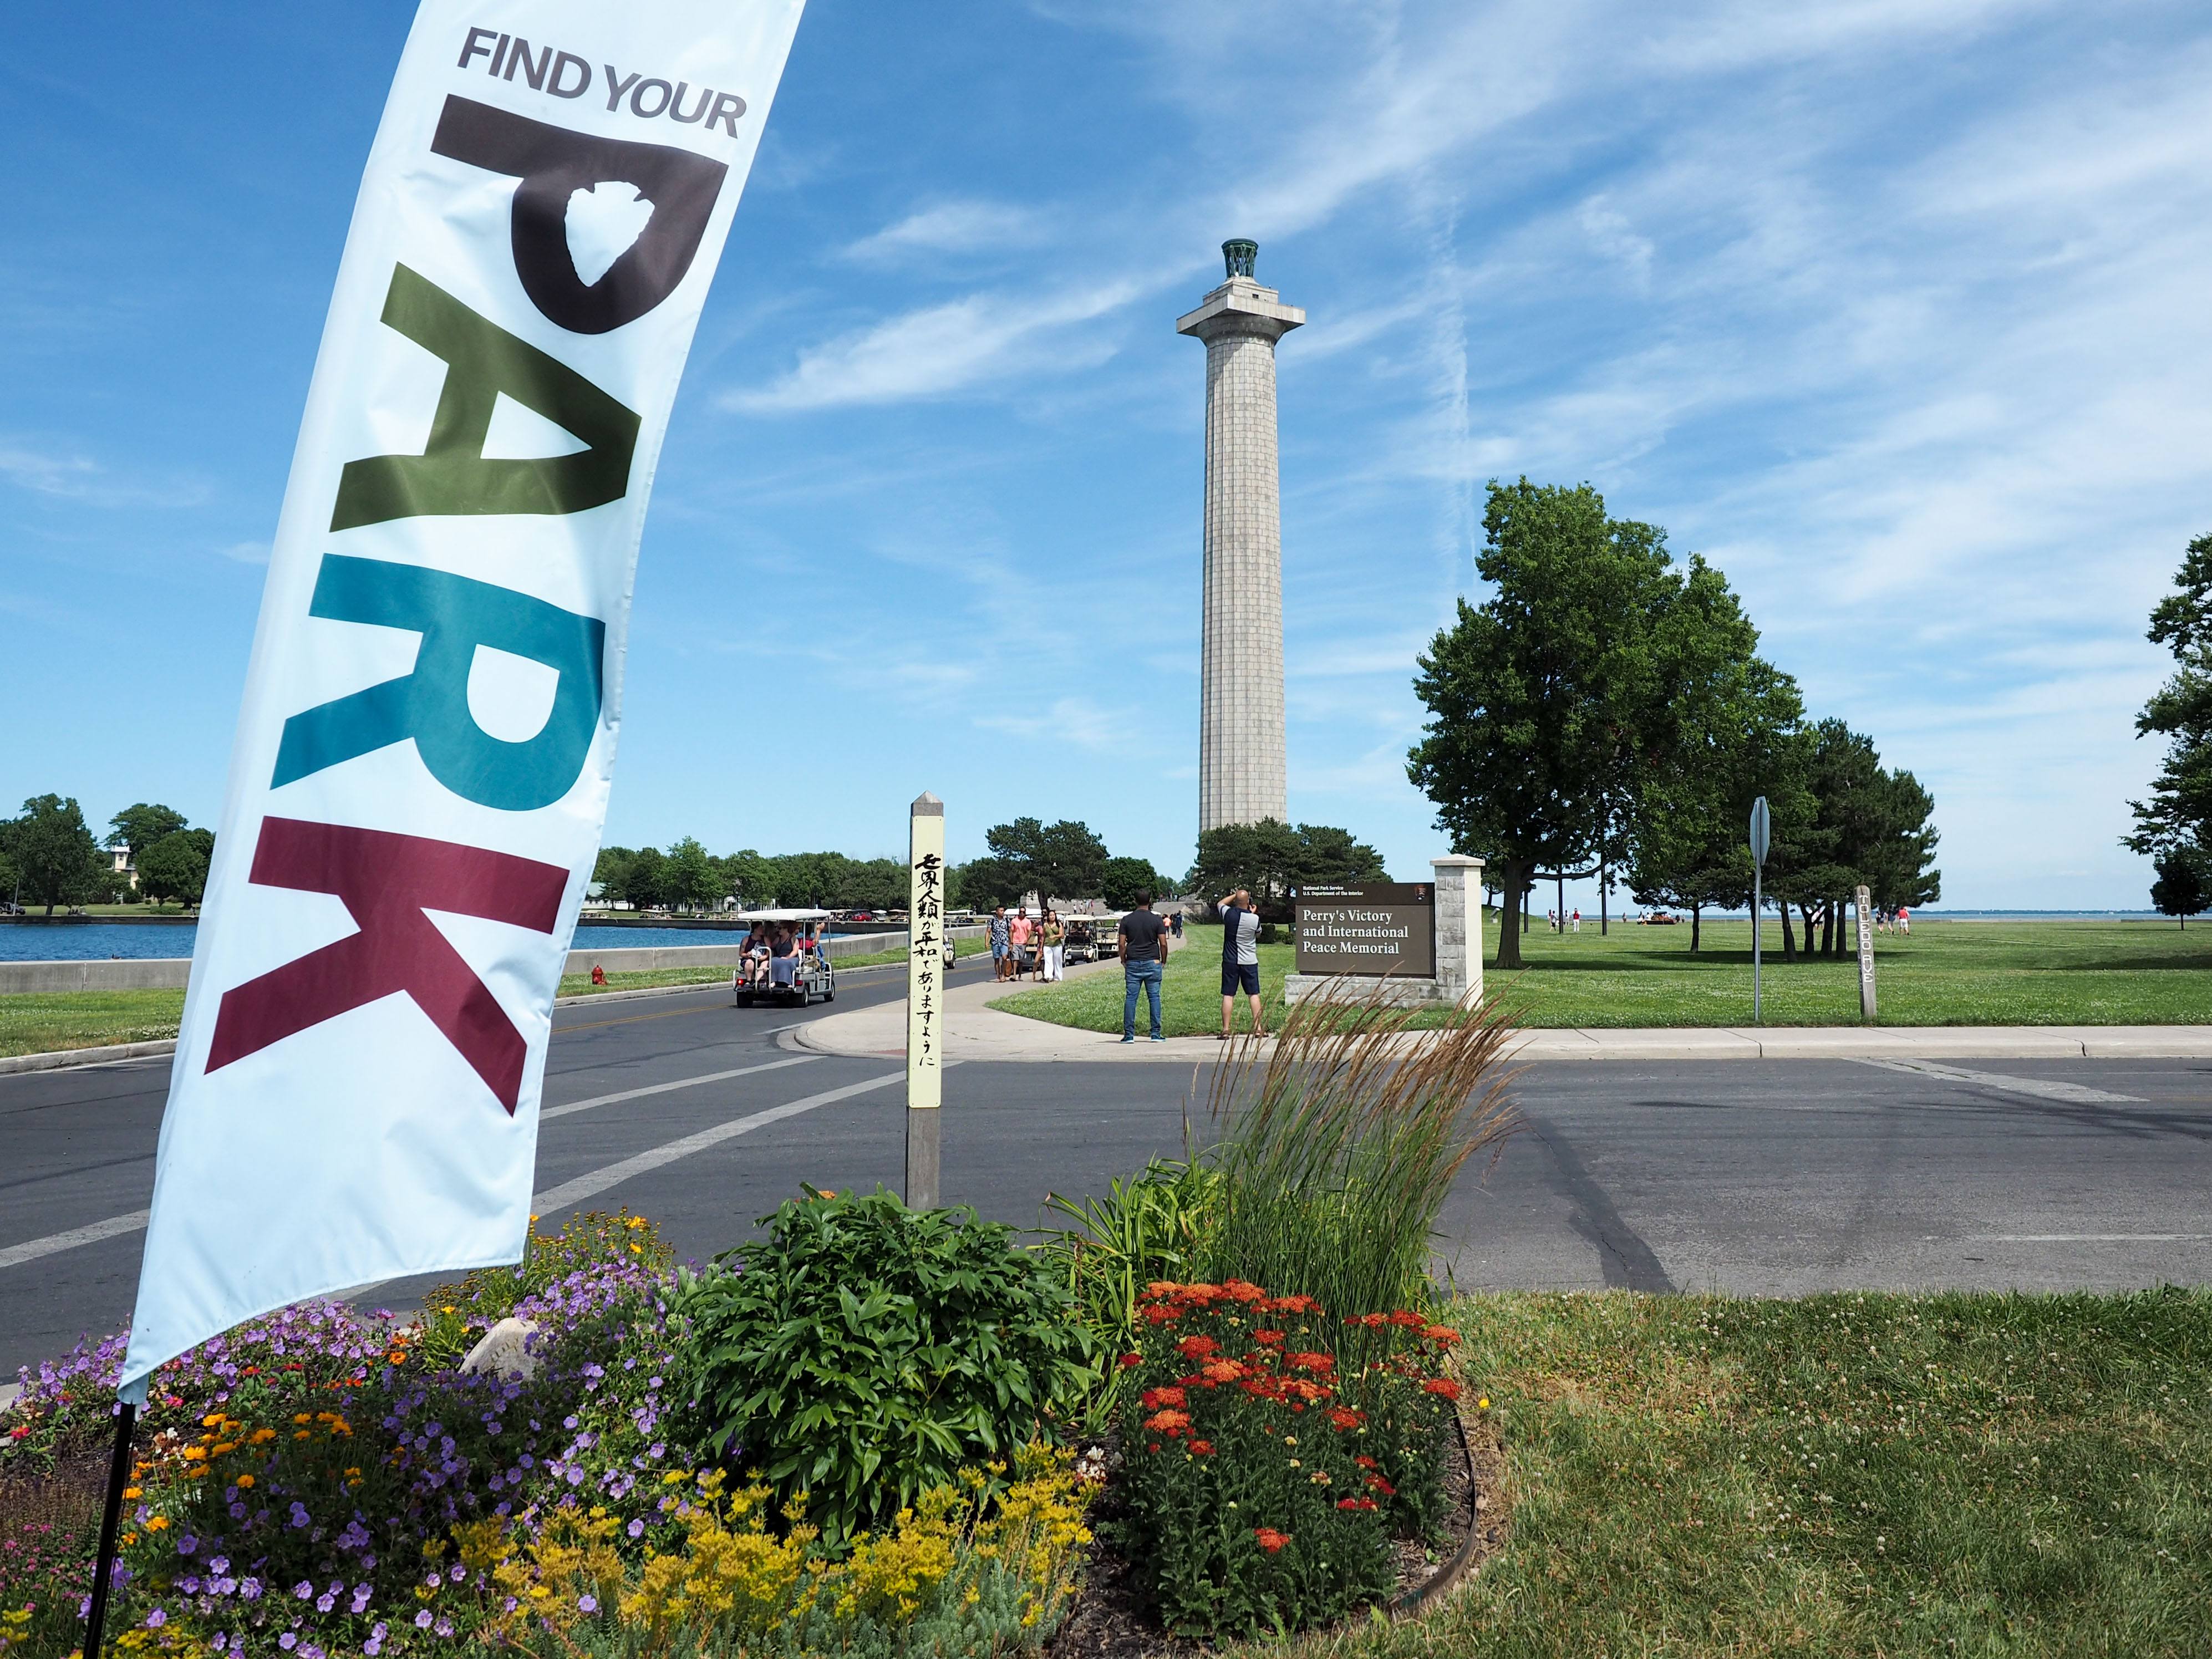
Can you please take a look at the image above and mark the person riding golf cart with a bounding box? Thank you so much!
[732,908,837,1008]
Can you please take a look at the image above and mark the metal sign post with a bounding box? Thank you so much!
[1748,796,1770,1025]
[905,793,945,1208]
[1855,883,1877,1022]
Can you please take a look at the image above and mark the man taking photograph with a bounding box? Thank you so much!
[1214,888,1264,1039]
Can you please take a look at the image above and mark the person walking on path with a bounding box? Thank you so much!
[1040,910,1065,981]
[1118,894,1173,1042]
[1170,908,1183,940]
[1571,908,1581,933]
[989,906,1012,981]
[1009,907,1035,980]
[1214,888,1264,1040]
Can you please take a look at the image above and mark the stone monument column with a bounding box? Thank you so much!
[1179,240,1305,833]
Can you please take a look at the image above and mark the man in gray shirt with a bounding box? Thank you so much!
[1215,888,1264,1039]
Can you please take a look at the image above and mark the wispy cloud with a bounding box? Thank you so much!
[0,439,209,508]
[841,200,1046,264]
[217,540,269,565]
[722,279,1140,411]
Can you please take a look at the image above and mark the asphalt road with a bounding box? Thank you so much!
[3,966,2210,1378]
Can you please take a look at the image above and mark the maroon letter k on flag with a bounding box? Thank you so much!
[207,817,569,1110]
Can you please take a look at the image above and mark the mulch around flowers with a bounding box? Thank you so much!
[1050,1414,1508,1658]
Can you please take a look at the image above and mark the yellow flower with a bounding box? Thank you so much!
[122,1486,142,1499]
[236,1475,255,1489]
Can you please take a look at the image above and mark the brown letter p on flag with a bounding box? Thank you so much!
[207,818,568,1110]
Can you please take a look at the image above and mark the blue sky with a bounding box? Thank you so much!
[5,1,2208,910]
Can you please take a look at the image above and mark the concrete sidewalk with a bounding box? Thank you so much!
[794,964,2212,1063]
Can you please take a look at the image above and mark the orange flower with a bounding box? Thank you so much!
[1389,1310,1427,1329]
[1336,1497,1377,1512]
[1201,1360,1244,1385]
[1177,1335,1219,1360]
[1189,1439,1216,1456]
[1422,1325,1462,1346]
[1287,1352,1335,1376]
[1347,1312,1389,1330]
[1118,1352,1143,1370]
[1422,1377,1463,1401]
[1143,1280,1183,1299]
[1253,1527,1291,1554]
[1143,1409,1192,1436]
[1354,1454,1380,1470]
[1142,1305,1180,1326]
[1327,1407,1364,1431]
[1220,1279,1267,1303]
[1262,1293,1319,1315]
[1253,1329,1285,1347]
[1367,1475,1397,1497]
[1141,1386,1188,1411]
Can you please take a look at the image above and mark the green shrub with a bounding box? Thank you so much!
[1200,991,1517,1330]
[1038,1156,1219,1421]
[1110,1280,1464,1635]
[677,1188,1095,1545]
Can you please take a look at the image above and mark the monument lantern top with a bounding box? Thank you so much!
[1222,238,1259,279]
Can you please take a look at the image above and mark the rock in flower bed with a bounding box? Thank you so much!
[0,1205,1096,1659]
[1106,1280,1466,1637]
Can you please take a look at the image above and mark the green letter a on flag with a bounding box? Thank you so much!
[330,265,641,531]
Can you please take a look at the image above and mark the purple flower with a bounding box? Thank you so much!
[294,1580,315,1601]
[316,1592,335,1612]
[146,1609,166,1629]
[415,1609,434,1629]
[578,1595,598,1613]
[211,1555,230,1574]
[177,1534,199,1555]
[627,1518,645,1539]
[448,1564,465,1584]
[279,1633,297,1651]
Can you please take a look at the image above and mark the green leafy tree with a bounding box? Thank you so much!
[591,846,634,905]
[1293,823,1387,886]
[136,830,211,910]
[1100,855,1168,910]
[0,841,18,908]
[107,802,189,858]
[2127,533,2212,866]
[617,845,667,912]
[2152,847,2211,928]
[663,836,728,914]
[8,796,108,917]
[1189,820,1305,919]
[978,818,1111,903]
[1410,480,1685,968]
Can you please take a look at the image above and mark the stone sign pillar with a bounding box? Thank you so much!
[1432,854,1486,1007]
[1178,240,1305,836]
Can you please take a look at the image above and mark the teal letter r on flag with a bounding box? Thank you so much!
[272,554,606,811]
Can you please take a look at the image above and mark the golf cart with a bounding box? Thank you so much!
[732,908,837,1008]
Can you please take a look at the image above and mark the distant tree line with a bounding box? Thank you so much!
[1408,479,1941,969]
[2128,532,2212,926]
[591,842,914,914]
[0,797,214,915]
[1185,820,1387,922]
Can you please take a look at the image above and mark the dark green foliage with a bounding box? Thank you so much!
[1188,819,1385,920]
[106,802,189,858]
[2151,847,2210,926]
[4,796,108,916]
[1100,854,1170,910]
[2128,532,2212,867]
[1410,480,1690,966]
[135,828,212,909]
[678,1189,1095,1545]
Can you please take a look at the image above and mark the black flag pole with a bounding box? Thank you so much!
[82,1400,138,1659]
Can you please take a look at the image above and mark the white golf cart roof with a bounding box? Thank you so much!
[733,908,833,922]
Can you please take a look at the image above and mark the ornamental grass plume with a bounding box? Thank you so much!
[1199,982,1519,1327]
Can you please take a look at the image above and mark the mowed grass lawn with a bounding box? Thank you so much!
[1298,1288,2212,1659]
[994,918,2212,1033]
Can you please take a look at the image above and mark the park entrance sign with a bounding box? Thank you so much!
[117,0,805,1401]
[1294,883,1437,978]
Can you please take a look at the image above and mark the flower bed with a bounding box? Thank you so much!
[0,1204,1096,1659]
[1107,1280,1465,1637]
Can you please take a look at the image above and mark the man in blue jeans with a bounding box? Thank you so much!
[1117,894,1173,1042]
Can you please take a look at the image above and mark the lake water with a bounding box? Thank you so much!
[0,924,850,963]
